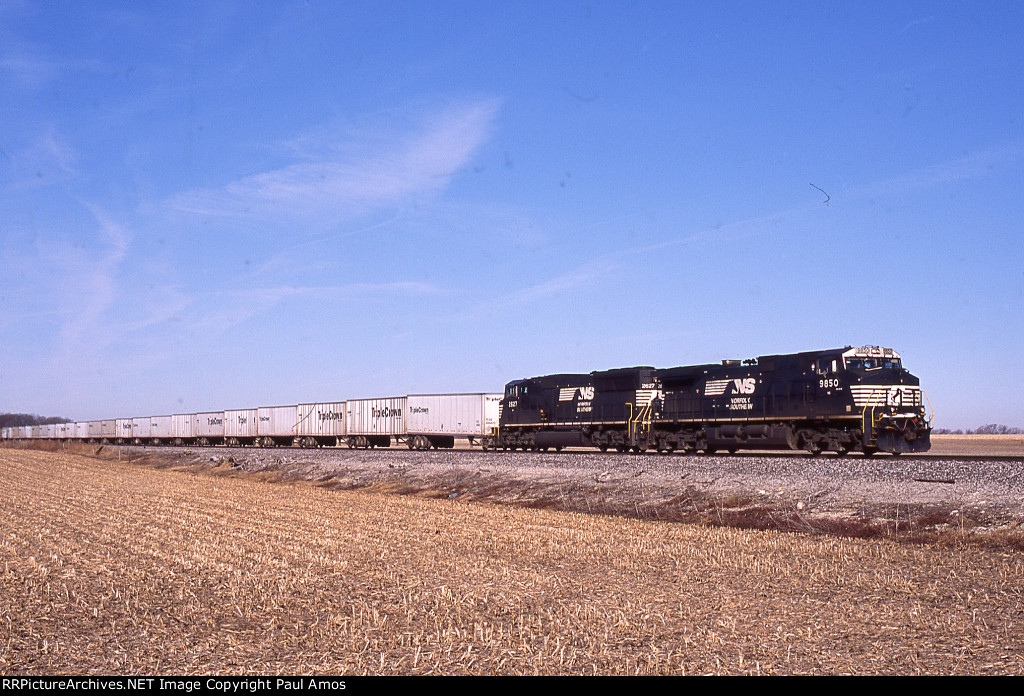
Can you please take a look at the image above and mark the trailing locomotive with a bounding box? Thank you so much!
[488,347,931,455]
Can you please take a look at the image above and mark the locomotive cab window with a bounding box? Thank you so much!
[813,359,838,375]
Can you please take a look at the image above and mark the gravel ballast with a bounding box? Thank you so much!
[163,446,1024,543]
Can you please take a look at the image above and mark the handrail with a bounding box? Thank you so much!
[921,389,934,427]
[861,389,888,445]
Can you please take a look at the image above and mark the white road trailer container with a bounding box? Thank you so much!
[149,415,173,443]
[172,414,198,444]
[100,420,116,441]
[295,402,347,446]
[116,418,134,442]
[197,411,225,444]
[224,408,258,445]
[346,397,407,448]
[129,416,150,441]
[256,405,299,446]
[75,422,89,440]
[134,416,153,440]
[405,393,503,449]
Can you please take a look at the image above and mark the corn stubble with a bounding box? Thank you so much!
[1,449,1022,675]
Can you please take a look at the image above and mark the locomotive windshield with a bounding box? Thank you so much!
[845,357,901,371]
[842,346,902,372]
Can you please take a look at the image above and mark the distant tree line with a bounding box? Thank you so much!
[0,413,72,428]
[933,424,1023,435]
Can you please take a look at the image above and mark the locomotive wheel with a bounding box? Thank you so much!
[799,432,822,455]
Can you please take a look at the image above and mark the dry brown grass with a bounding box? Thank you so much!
[2,448,1023,675]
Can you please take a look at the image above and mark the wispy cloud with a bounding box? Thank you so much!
[189,281,440,334]
[500,260,616,308]
[849,144,1023,200]
[1,42,105,88]
[53,204,130,357]
[164,99,501,227]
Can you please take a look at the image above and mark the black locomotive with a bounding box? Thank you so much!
[488,347,931,455]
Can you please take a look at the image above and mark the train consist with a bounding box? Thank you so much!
[2,346,931,456]
[1,394,502,451]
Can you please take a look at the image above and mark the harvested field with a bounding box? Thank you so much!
[2,448,1024,675]
[929,434,1024,458]
[34,438,1019,547]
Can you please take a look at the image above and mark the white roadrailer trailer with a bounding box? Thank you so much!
[256,405,300,446]
[196,411,225,445]
[131,417,152,442]
[346,396,407,448]
[405,393,503,449]
[295,401,347,447]
[149,415,173,443]
[172,414,198,444]
[224,408,258,446]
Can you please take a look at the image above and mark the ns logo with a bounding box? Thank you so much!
[733,378,755,394]
[705,377,756,396]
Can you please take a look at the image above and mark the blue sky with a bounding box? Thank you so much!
[1,1,1021,428]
